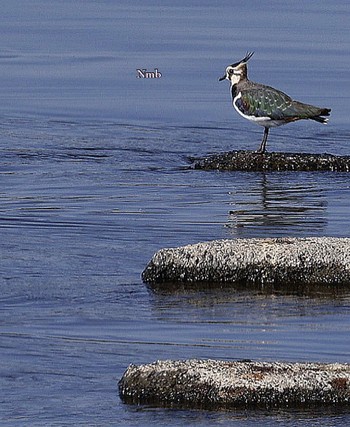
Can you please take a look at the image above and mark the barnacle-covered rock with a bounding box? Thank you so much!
[192,151,350,172]
[119,359,350,409]
[142,237,350,288]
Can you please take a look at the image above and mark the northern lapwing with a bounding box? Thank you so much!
[219,52,331,153]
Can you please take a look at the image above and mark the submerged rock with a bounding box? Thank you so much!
[119,359,350,410]
[192,151,350,172]
[142,237,350,288]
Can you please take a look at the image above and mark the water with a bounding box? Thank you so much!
[0,1,350,425]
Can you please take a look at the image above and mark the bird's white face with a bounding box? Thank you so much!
[219,52,253,84]
[224,64,244,85]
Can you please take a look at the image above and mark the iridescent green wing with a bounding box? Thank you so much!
[239,86,294,119]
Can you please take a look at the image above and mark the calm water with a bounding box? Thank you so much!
[1,1,350,426]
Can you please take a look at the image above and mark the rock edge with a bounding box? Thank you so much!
[142,237,350,287]
[192,151,350,172]
[119,359,350,409]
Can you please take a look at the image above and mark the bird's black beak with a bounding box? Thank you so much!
[218,75,226,81]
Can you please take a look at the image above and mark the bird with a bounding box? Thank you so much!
[219,52,331,153]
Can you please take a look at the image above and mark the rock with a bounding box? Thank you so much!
[191,151,350,172]
[119,359,350,409]
[142,237,350,288]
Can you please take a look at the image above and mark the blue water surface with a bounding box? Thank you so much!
[0,1,350,426]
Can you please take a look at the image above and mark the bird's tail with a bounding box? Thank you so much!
[310,108,331,124]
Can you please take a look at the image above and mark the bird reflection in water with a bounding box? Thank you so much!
[227,173,327,237]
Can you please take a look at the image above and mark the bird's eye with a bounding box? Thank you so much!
[228,69,234,75]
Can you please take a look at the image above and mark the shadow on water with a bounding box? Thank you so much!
[147,284,350,317]
[122,405,350,427]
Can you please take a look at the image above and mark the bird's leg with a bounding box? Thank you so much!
[257,127,269,154]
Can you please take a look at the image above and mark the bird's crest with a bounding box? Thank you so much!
[230,51,254,68]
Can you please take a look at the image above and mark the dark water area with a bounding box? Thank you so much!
[0,1,350,426]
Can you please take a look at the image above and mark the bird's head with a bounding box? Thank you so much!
[219,51,254,85]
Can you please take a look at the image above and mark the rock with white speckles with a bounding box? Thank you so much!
[119,359,350,409]
[192,151,350,172]
[142,237,350,288]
